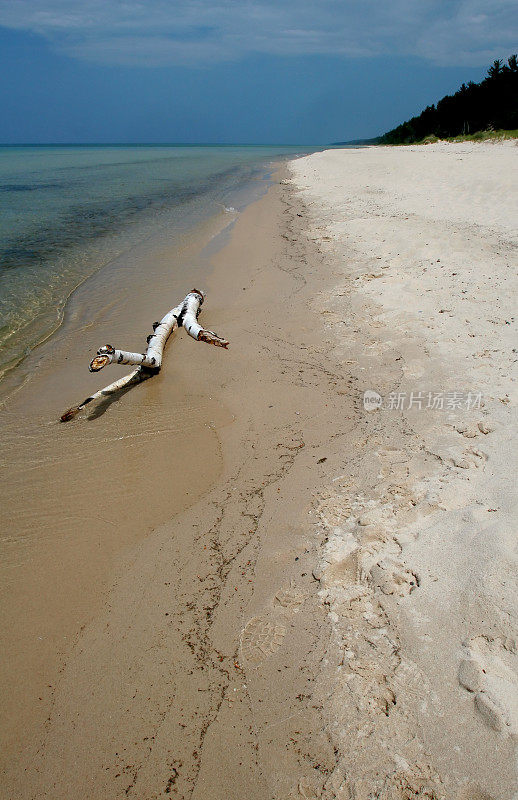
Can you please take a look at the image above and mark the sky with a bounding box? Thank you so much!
[0,0,516,144]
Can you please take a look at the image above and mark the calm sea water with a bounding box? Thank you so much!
[0,144,311,379]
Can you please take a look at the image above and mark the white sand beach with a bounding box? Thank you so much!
[289,141,518,798]
[1,141,517,799]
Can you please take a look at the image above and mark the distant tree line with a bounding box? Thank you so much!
[380,55,518,144]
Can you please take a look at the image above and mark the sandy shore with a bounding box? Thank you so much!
[1,142,517,799]
[290,141,518,799]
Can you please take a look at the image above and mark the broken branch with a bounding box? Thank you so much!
[61,289,228,422]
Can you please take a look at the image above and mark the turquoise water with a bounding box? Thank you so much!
[0,144,312,378]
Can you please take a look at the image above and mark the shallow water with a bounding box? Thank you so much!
[0,144,310,379]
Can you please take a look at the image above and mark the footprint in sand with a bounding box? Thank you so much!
[273,582,305,612]
[458,636,518,734]
[341,766,442,800]
[455,418,498,439]
[456,424,479,439]
[240,616,287,667]
[452,447,488,469]
[369,557,419,597]
[241,583,305,666]
[323,547,362,588]
[293,778,320,799]
[467,446,488,464]
[478,419,497,435]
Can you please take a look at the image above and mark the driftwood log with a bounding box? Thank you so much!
[61,289,228,422]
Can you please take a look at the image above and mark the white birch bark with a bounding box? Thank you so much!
[88,301,183,372]
[181,290,229,347]
[61,289,228,421]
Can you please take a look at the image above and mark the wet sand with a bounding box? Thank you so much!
[1,165,353,798]
[1,142,517,799]
[0,206,236,767]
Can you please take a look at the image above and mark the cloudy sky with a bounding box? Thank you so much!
[0,0,516,143]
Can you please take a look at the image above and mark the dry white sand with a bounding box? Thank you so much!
[290,141,518,799]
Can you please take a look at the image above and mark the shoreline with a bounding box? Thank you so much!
[1,162,349,798]
[0,200,236,401]
[0,159,282,780]
[1,141,517,799]
[0,145,301,393]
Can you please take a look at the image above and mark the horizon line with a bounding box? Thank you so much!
[0,141,328,148]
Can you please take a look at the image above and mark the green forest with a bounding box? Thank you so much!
[380,55,518,144]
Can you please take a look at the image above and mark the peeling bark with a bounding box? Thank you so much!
[61,289,228,422]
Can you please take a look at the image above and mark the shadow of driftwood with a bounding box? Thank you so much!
[86,372,152,421]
